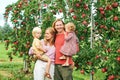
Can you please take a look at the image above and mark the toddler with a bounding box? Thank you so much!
[60,22,78,66]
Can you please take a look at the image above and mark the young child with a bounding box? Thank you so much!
[60,22,79,66]
[32,27,51,79]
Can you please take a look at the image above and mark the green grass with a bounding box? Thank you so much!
[0,42,105,80]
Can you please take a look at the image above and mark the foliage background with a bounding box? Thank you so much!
[3,0,120,80]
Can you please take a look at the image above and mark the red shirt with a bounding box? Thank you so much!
[55,33,73,64]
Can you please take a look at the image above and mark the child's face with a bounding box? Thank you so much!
[34,31,42,39]
[65,26,71,32]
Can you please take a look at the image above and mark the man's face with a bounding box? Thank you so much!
[55,21,64,33]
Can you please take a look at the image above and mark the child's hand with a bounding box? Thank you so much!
[36,54,42,59]
[64,32,67,38]
[44,46,49,53]
[64,32,66,35]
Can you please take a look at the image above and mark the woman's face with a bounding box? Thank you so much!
[45,29,53,40]
[55,21,64,33]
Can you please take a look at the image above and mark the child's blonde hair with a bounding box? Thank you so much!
[32,27,41,37]
[65,22,76,31]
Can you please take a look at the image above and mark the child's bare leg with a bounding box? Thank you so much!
[59,55,66,59]
[45,58,51,73]
[62,56,70,66]
[38,55,52,79]
[45,58,52,79]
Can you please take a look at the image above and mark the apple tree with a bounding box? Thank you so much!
[4,0,120,79]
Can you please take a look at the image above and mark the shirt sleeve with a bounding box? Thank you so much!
[65,33,73,41]
[46,46,55,62]
[28,47,33,55]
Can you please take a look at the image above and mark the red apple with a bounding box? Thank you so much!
[110,27,115,32]
[87,62,92,65]
[103,26,108,30]
[100,11,105,15]
[59,9,62,13]
[91,71,94,75]
[21,21,26,25]
[81,13,86,18]
[107,48,111,53]
[82,20,88,26]
[72,15,77,20]
[19,1,23,5]
[44,4,47,7]
[84,4,89,10]
[99,7,104,11]
[116,56,120,62]
[96,55,100,59]
[105,39,109,43]
[113,16,119,21]
[14,10,18,14]
[117,49,120,53]
[13,19,18,23]
[112,2,119,8]
[76,3,80,7]
[95,22,98,26]
[99,25,104,28]
[106,5,112,10]
[80,70,84,74]
[17,4,21,8]
[108,75,115,80]
[101,68,107,73]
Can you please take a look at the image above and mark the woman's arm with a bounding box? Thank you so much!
[28,47,34,55]
[28,47,42,59]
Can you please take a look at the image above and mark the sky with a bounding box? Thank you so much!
[0,0,63,27]
[0,0,18,27]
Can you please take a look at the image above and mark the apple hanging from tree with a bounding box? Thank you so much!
[72,15,77,20]
[101,68,107,73]
[80,69,85,74]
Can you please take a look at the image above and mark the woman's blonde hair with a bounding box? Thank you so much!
[44,27,55,46]
[32,27,41,37]
[65,22,76,31]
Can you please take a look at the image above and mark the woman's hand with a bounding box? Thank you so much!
[36,53,42,59]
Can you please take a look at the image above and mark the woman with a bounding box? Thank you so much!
[29,27,55,80]
[52,19,73,80]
